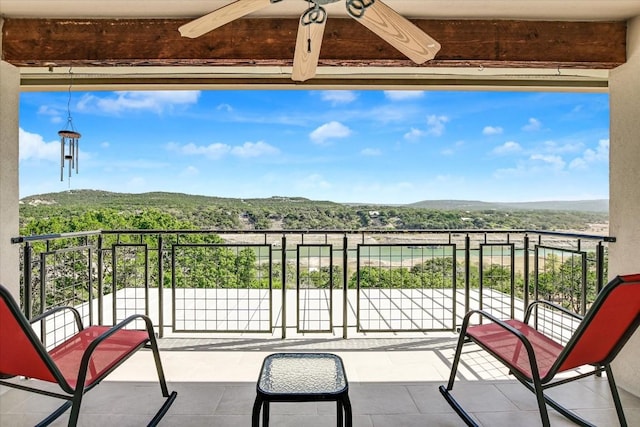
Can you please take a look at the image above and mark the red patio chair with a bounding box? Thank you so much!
[440,273,640,427]
[0,284,177,426]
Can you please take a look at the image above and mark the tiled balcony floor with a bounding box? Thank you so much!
[2,335,640,426]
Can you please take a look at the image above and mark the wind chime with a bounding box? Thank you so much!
[59,68,81,182]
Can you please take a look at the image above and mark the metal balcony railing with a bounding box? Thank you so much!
[11,229,614,344]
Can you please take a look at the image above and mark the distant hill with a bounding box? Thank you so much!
[20,190,338,209]
[406,199,609,213]
[19,190,609,233]
[21,190,608,213]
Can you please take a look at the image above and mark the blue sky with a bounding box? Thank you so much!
[18,89,610,204]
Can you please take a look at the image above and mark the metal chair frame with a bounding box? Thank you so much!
[0,285,177,426]
[440,274,640,427]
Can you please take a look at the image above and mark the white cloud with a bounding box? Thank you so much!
[320,91,357,105]
[310,121,352,145]
[383,91,424,101]
[543,140,583,154]
[530,154,566,171]
[426,115,449,136]
[101,141,110,149]
[167,142,231,159]
[110,159,169,170]
[483,126,503,136]
[583,139,609,162]
[492,141,522,155]
[404,128,425,141]
[441,141,464,156]
[569,158,588,170]
[231,141,279,158]
[361,148,382,156]
[368,105,414,123]
[166,140,278,159]
[216,103,233,112]
[522,117,542,132]
[78,91,201,115]
[569,139,609,169]
[19,128,60,162]
[495,153,567,178]
[37,105,63,124]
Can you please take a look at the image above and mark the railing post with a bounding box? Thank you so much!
[88,246,94,325]
[581,252,588,315]
[281,235,287,339]
[596,241,605,294]
[39,251,46,316]
[523,235,530,310]
[112,241,117,325]
[533,244,540,329]
[342,235,348,339]
[39,251,47,341]
[464,234,471,315]
[97,234,104,325]
[158,235,164,338]
[22,241,32,319]
[510,242,516,319]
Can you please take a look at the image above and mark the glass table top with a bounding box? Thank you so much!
[257,353,348,395]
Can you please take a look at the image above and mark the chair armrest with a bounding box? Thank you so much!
[463,309,529,341]
[524,300,584,323]
[30,305,84,331]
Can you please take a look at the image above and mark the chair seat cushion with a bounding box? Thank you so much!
[467,319,564,380]
[49,326,149,388]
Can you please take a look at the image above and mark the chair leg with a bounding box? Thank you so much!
[605,364,628,427]
[440,322,480,427]
[438,385,479,427]
[148,334,170,397]
[68,388,86,427]
[146,333,178,426]
[530,376,551,427]
[445,326,469,390]
[518,377,596,427]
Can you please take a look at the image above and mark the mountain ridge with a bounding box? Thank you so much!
[21,190,609,213]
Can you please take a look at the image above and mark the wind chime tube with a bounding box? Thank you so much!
[68,138,73,179]
[75,137,79,173]
[60,134,65,181]
[58,130,82,182]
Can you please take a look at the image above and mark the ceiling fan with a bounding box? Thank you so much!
[179,0,441,81]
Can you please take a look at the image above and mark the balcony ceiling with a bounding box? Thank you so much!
[2,1,640,90]
[2,0,639,20]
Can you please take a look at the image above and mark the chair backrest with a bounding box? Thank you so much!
[0,285,61,384]
[556,274,640,373]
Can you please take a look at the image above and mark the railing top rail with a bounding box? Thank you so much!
[527,229,615,242]
[12,228,615,243]
[11,230,102,244]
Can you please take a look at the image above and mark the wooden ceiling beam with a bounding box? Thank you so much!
[1,18,626,69]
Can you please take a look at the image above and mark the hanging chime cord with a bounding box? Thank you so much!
[66,67,74,189]
[307,0,312,53]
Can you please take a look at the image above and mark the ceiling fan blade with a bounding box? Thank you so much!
[291,16,326,81]
[354,0,440,64]
[179,0,272,38]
